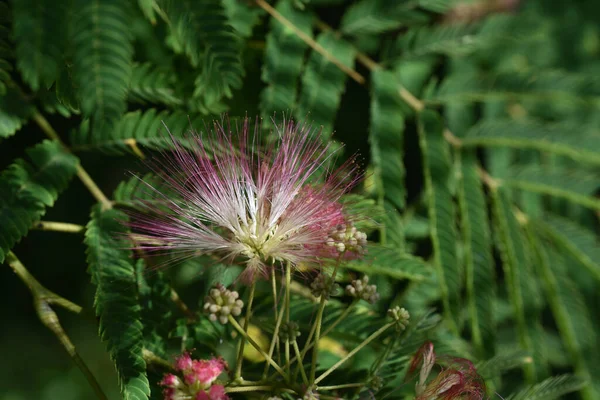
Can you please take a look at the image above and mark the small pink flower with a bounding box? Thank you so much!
[208,385,228,400]
[193,358,227,387]
[174,353,193,371]
[160,374,182,388]
[129,117,362,281]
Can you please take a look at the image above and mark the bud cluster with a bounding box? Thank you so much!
[387,306,410,331]
[345,275,380,304]
[279,321,301,342]
[310,273,340,299]
[160,353,228,400]
[203,283,244,324]
[325,223,367,255]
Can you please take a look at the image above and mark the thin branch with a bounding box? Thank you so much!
[32,221,86,234]
[32,112,112,210]
[6,252,107,400]
[143,348,173,370]
[255,0,365,85]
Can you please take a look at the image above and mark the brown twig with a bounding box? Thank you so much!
[255,0,365,85]
[5,252,107,400]
[32,112,112,210]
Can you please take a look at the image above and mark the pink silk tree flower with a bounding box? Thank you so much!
[129,117,362,281]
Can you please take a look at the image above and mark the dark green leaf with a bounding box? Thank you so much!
[0,140,77,263]
[85,206,150,400]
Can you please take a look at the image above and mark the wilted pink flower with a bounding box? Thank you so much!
[130,117,361,281]
[406,342,486,400]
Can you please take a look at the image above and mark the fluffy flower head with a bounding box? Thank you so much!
[130,117,362,280]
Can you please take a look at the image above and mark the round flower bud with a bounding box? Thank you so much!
[387,306,410,331]
[345,275,380,304]
[203,283,244,325]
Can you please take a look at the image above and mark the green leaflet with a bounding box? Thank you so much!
[531,237,598,400]
[85,206,150,400]
[507,374,587,400]
[461,118,600,166]
[533,215,600,283]
[128,63,183,107]
[137,0,156,24]
[490,187,547,382]
[72,0,133,134]
[260,0,313,121]
[343,244,430,281]
[0,88,33,138]
[164,0,243,113]
[457,151,496,358]
[0,1,11,96]
[222,0,264,38]
[296,32,355,138]
[340,0,429,36]
[430,69,600,108]
[136,260,174,357]
[417,110,461,330]
[501,165,600,211]
[370,69,406,211]
[476,350,532,379]
[113,173,168,206]
[11,0,66,91]
[71,109,204,155]
[0,140,77,263]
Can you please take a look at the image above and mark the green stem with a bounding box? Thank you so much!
[262,270,286,379]
[228,315,287,379]
[318,382,365,391]
[292,300,358,382]
[314,322,394,385]
[32,221,86,234]
[235,278,257,379]
[142,348,173,370]
[285,262,291,377]
[6,252,107,400]
[32,112,112,210]
[225,385,275,393]
[292,340,309,386]
[309,260,342,384]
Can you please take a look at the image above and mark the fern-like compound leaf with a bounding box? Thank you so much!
[72,0,134,134]
[129,63,182,107]
[296,32,354,137]
[507,374,587,400]
[532,240,598,400]
[165,0,243,113]
[418,110,461,330]
[85,206,150,400]
[71,109,204,155]
[260,0,313,121]
[490,187,547,382]
[0,140,77,263]
[502,165,600,211]
[462,118,600,166]
[12,0,67,90]
[457,151,496,358]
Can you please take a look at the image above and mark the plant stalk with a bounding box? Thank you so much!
[235,278,257,379]
[314,322,394,385]
[228,315,287,378]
